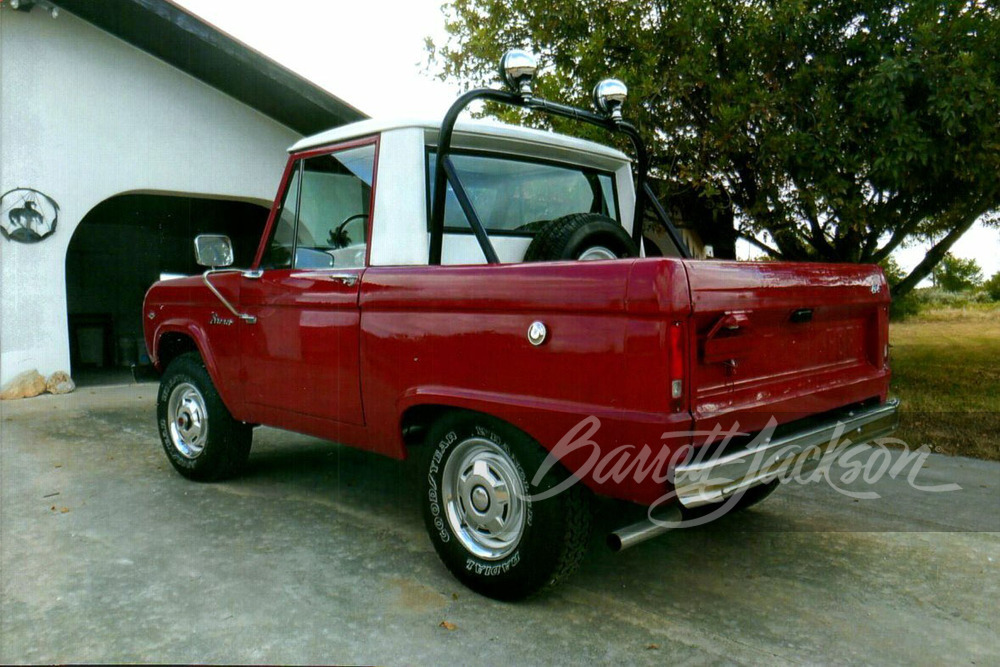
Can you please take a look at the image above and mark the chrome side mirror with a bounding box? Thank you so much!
[500,49,538,96]
[592,78,628,122]
[194,234,234,269]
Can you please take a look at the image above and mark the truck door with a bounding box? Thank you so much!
[240,139,377,426]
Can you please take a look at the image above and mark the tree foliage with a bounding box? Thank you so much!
[984,271,1000,301]
[428,0,1000,297]
[932,252,984,290]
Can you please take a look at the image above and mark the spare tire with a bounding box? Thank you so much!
[523,213,639,262]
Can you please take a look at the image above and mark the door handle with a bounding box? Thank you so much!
[326,272,359,287]
[288,271,361,286]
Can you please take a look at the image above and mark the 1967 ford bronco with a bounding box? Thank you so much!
[143,50,898,599]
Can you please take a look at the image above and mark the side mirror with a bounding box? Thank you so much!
[194,234,234,268]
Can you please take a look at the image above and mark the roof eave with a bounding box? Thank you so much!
[50,0,367,135]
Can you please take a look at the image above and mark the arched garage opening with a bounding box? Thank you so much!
[65,193,269,384]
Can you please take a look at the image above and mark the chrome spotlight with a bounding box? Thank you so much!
[592,78,628,122]
[500,49,538,96]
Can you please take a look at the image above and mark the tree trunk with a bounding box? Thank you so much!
[890,214,981,299]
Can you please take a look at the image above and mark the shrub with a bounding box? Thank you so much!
[889,293,921,320]
[882,257,921,320]
[914,287,992,308]
[984,271,1000,302]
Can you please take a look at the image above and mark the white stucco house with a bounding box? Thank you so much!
[0,0,364,386]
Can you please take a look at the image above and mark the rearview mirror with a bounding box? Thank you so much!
[194,234,234,268]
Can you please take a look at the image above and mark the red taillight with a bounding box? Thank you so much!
[669,321,684,408]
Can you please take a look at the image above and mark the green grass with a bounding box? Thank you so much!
[889,304,1000,461]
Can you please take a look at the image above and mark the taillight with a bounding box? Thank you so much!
[669,321,684,410]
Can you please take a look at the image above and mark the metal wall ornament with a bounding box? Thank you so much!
[0,188,59,243]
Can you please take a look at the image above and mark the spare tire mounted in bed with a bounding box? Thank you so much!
[523,213,640,262]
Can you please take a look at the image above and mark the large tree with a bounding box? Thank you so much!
[428,0,999,297]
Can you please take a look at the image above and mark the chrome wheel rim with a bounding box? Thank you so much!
[442,437,527,561]
[578,245,617,261]
[167,382,208,459]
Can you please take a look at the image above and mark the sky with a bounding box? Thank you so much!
[174,0,998,282]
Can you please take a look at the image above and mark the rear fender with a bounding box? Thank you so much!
[396,386,691,506]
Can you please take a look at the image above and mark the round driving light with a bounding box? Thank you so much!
[500,49,538,95]
[592,78,628,121]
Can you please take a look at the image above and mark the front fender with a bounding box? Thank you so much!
[151,317,247,421]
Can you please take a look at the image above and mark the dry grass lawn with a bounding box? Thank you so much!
[889,305,1000,461]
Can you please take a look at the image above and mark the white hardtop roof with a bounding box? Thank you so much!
[289,117,631,163]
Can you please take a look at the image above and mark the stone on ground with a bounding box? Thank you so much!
[46,370,76,395]
[0,369,47,400]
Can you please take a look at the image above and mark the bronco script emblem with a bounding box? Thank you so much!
[210,312,234,326]
[0,188,59,243]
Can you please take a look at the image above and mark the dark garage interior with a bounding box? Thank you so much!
[65,194,269,384]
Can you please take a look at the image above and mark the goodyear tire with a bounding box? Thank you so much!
[421,411,591,600]
[157,352,252,481]
[523,212,639,261]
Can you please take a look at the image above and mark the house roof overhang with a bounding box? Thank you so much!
[44,0,367,135]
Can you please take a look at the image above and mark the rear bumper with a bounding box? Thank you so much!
[672,399,900,508]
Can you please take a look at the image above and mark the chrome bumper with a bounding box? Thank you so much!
[673,399,900,508]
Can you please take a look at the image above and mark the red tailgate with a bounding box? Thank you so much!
[682,260,892,437]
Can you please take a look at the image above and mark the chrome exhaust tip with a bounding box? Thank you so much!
[607,505,683,552]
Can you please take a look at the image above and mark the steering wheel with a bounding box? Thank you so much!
[329,213,369,248]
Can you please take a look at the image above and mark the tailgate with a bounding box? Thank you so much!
[683,260,891,436]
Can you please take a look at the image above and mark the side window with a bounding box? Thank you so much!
[295,144,376,269]
[260,142,376,271]
[261,163,300,269]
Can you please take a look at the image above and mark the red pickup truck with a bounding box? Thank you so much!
[143,52,897,600]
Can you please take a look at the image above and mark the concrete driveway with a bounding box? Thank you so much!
[2,385,997,664]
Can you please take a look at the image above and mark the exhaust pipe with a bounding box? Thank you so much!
[607,505,683,552]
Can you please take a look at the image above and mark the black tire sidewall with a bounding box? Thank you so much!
[524,213,639,262]
[561,221,636,260]
[156,353,250,481]
[421,412,582,600]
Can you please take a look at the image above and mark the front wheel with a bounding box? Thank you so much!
[421,411,591,600]
[156,352,252,481]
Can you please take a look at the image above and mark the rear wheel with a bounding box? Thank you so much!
[421,411,591,600]
[157,352,252,481]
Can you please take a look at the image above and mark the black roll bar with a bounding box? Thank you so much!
[428,88,690,264]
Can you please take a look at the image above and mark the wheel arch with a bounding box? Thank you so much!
[151,322,237,412]
[394,386,681,507]
[157,330,200,370]
[396,389,552,460]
